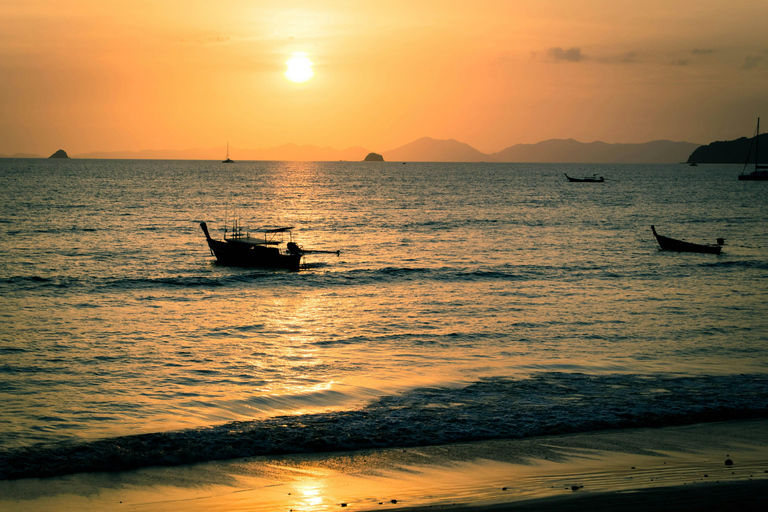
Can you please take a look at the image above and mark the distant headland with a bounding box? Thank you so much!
[49,149,69,159]
[687,137,768,164]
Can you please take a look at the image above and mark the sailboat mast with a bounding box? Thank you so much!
[757,118,760,168]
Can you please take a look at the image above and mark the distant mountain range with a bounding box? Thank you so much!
[381,137,700,164]
[2,137,703,163]
[0,152,41,159]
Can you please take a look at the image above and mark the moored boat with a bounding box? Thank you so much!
[565,173,604,182]
[739,118,768,180]
[651,225,723,254]
[200,221,339,270]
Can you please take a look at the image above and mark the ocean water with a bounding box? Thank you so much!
[1,159,767,479]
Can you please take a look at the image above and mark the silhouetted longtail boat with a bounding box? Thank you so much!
[200,221,339,270]
[564,173,604,182]
[651,225,723,255]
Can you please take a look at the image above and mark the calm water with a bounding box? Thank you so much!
[1,159,767,479]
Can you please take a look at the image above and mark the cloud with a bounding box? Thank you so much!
[742,55,763,70]
[673,59,690,66]
[546,47,584,62]
[540,48,637,64]
[691,48,716,55]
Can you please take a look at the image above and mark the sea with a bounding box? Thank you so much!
[1,159,767,480]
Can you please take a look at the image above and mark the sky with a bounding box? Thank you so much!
[1,0,768,156]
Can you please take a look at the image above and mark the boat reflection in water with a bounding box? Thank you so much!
[200,221,339,270]
[651,225,723,255]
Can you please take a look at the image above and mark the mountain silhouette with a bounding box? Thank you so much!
[383,137,487,162]
[489,138,700,164]
[11,137,700,163]
[381,137,698,163]
[0,152,42,159]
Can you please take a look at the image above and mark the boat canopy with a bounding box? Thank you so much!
[258,226,295,233]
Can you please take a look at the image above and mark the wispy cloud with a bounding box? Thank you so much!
[673,59,690,66]
[539,47,639,64]
[546,47,584,63]
[691,48,716,55]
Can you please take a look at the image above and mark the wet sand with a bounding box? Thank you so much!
[1,420,766,511]
[383,480,768,512]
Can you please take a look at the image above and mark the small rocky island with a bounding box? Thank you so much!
[364,152,384,161]
[49,149,69,159]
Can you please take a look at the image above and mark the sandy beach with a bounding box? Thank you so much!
[1,419,766,512]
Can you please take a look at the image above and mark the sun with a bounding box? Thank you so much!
[284,53,314,83]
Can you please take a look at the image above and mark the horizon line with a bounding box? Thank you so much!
[1,135,704,160]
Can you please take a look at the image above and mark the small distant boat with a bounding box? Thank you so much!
[222,142,234,163]
[200,221,339,270]
[565,173,604,183]
[651,225,723,255]
[689,162,698,166]
[739,118,768,180]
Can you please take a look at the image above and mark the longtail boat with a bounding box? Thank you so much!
[200,221,339,270]
[651,225,723,255]
[565,173,604,182]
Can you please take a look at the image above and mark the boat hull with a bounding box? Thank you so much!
[205,238,302,270]
[651,226,721,254]
[738,172,768,181]
[564,173,604,182]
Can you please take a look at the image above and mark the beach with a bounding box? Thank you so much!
[2,419,766,511]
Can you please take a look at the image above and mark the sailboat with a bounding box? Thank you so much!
[222,142,234,163]
[738,118,768,180]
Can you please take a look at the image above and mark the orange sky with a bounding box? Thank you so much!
[2,0,768,156]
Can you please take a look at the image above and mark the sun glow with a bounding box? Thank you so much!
[284,53,314,83]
